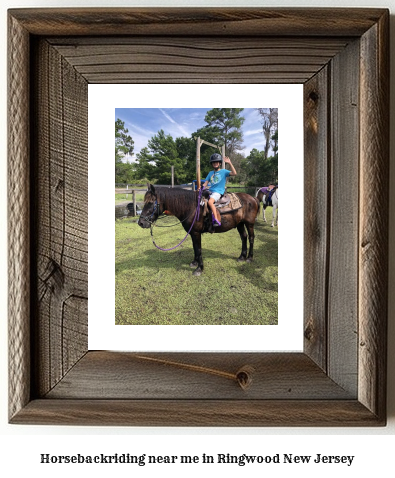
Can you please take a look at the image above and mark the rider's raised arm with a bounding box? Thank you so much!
[224,156,237,176]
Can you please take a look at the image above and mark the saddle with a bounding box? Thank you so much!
[201,192,243,234]
[201,192,243,216]
[264,186,277,207]
[214,193,231,208]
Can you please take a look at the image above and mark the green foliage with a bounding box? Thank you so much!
[175,136,196,181]
[115,118,134,159]
[203,108,245,156]
[242,135,278,186]
[149,130,188,184]
[192,108,245,181]
[115,160,137,185]
[269,130,278,183]
[256,108,278,160]
[115,118,135,183]
[117,108,279,187]
[228,152,246,184]
[135,130,188,185]
[134,147,155,181]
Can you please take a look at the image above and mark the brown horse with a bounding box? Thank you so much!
[138,184,260,276]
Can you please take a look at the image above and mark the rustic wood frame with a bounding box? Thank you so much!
[8,8,389,426]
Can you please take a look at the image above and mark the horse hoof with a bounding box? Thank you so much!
[246,257,253,263]
[192,268,202,276]
[189,261,198,268]
[237,256,246,262]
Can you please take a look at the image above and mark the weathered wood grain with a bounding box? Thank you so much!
[49,37,351,84]
[327,39,360,396]
[303,67,330,371]
[8,8,387,37]
[8,12,31,421]
[7,8,389,426]
[30,39,88,397]
[46,352,354,400]
[11,399,383,427]
[359,13,389,419]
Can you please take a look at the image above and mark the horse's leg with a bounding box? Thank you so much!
[271,204,277,227]
[262,205,267,222]
[246,223,255,262]
[189,231,204,276]
[189,250,198,268]
[237,222,248,262]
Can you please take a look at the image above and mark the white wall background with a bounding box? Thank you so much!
[1,0,394,476]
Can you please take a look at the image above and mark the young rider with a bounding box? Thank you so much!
[202,153,237,227]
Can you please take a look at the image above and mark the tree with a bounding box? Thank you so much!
[115,160,136,185]
[269,130,278,183]
[256,108,278,159]
[115,118,134,160]
[242,140,278,186]
[175,136,196,181]
[201,108,245,156]
[138,130,187,184]
[134,147,155,181]
[228,152,245,184]
[191,108,245,181]
[115,118,135,183]
[242,149,266,186]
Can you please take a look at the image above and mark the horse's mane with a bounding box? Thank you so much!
[145,187,198,214]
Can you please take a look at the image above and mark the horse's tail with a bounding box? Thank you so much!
[254,196,260,214]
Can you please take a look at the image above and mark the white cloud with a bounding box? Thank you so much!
[159,108,176,124]
[244,128,263,137]
[159,108,190,137]
[127,122,155,137]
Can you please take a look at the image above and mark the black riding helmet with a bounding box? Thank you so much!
[210,153,222,163]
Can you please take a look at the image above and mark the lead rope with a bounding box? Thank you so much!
[150,188,204,252]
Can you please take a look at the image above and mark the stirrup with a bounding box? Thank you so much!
[212,217,221,227]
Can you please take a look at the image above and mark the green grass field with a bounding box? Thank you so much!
[115,192,145,204]
[115,209,278,325]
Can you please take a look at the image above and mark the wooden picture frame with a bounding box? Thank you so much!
[8,8,389,426]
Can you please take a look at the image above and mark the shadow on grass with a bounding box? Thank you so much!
[115,218,278,324]
[116,224,277,284]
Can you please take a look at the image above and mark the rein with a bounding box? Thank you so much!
[154,209,195,228]
[149,188,204,252]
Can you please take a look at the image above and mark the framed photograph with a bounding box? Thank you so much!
[8,8,389,426]
[89,84,303,350]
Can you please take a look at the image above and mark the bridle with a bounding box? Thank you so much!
[140,192,199,227]
[140,198,161,225]
[141,188,204,252]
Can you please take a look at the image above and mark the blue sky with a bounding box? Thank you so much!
[115,108,267,160]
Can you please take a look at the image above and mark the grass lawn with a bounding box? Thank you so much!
[115,209,278,325]
[115,192,145,205]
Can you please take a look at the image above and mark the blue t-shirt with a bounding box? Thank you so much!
[205,169,230,195]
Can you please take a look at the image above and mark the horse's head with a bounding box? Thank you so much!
[138,184,160,228]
